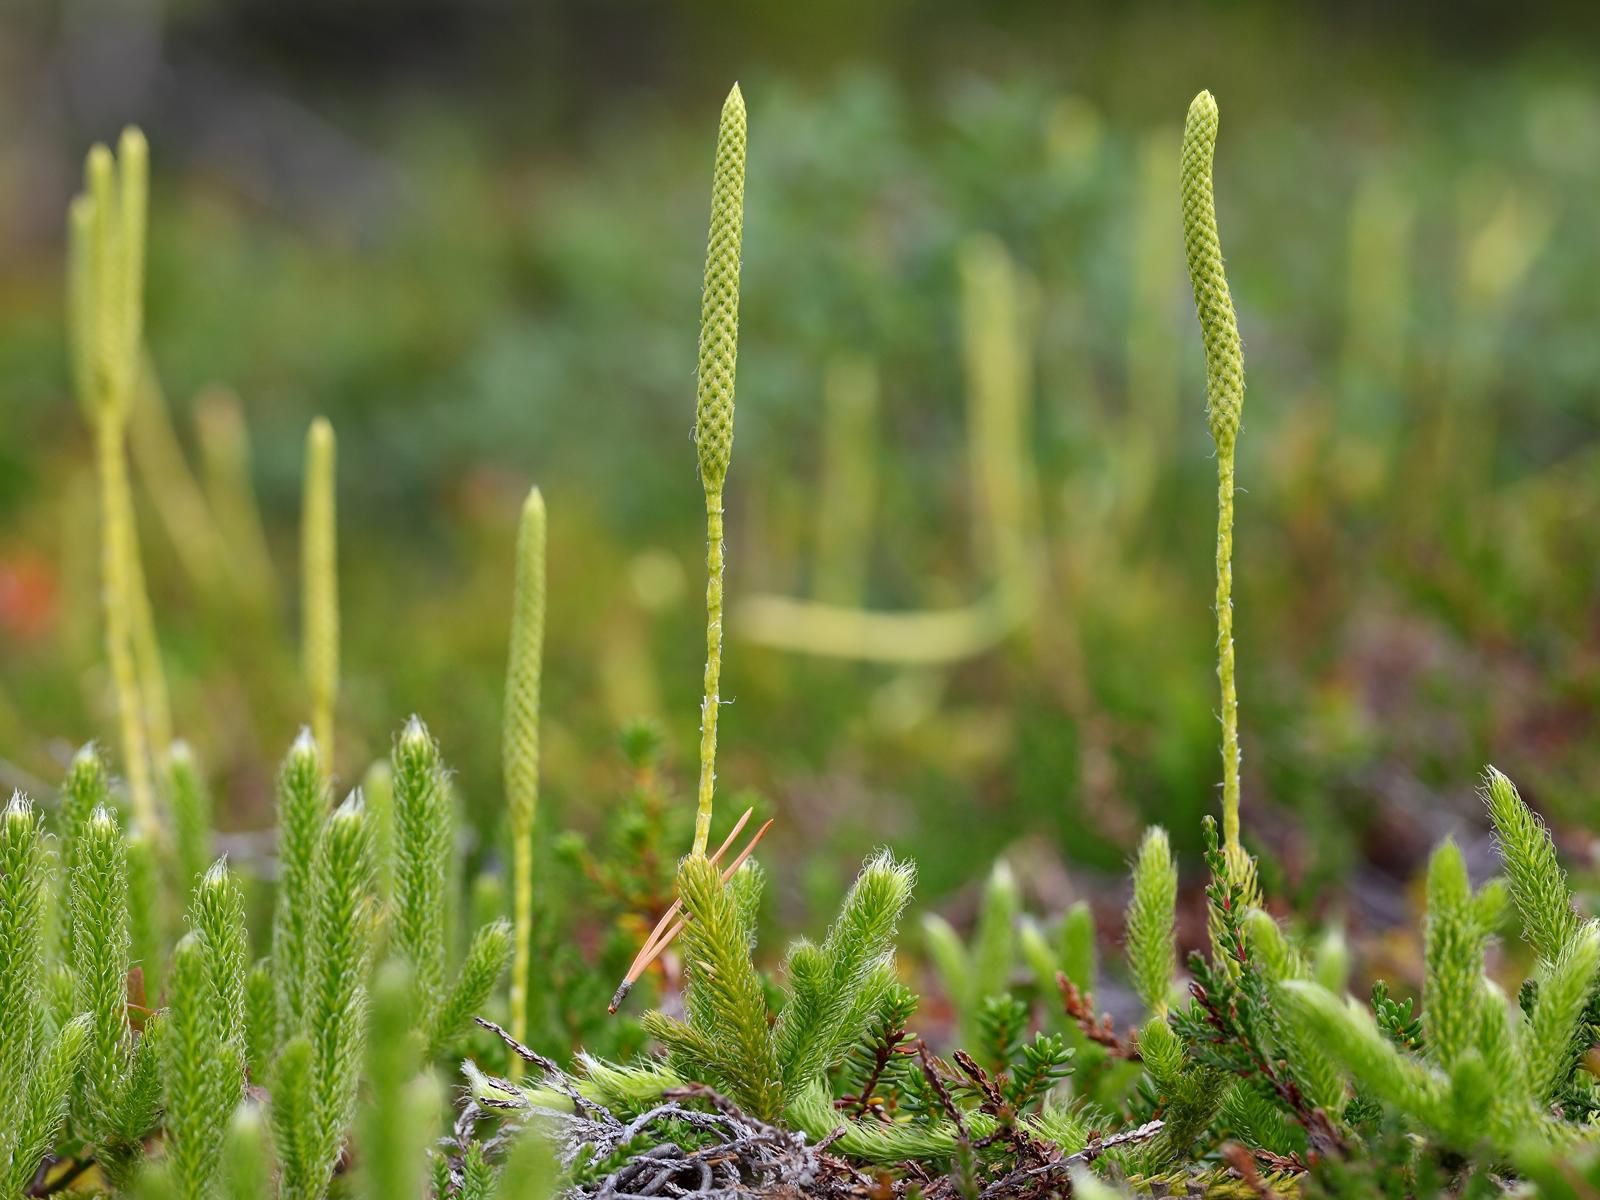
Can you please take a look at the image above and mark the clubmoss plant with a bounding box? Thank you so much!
[920,859,1015,1048]
[71,804,165,1188]
[814,354,879,606]
[163,931,237,1200]
[129,368,229,606]
[1126,826,1178,1017]
[1181,89,1253,890]
[285,795,375,1199]
[68,128,161,838]
[503,486,546,1074]
[0,795,93,1200]
[690,82,747,857]
[392,718,513,1057]
[356,962,441,1200]
[166,741,212,891]
[272,730,328,1042]
[301,418,340,767]
[194,385,279,616]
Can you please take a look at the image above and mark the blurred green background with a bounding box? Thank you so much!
[4,1,1600,952]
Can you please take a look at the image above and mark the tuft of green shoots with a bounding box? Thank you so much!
[72,805,134,1135]
[647,853,779,1117]
[162,932,234,1200]
[503,486,546,1072]
[271,730,328,1044]
[690,83,747,857]
[391,717,513,1056]
[427,918,512,1060]
[268,1034,316,1200]
[971,859,1020,1009]
[243,957,275,1085]
[774,851,914,1093]
[188,860,249,1106]
[220,1103,273,1200]
[0,794,94,1200]
[357,961,440,1200]
[1422,839,1485,1074]
[1483,766,1581,962]
[392,718,451,1028]
[301,417,339,767]
[302,794,375,1195]
[71,804,165,1187]
[1126,826,1178,1016]
[0,793,48,1107]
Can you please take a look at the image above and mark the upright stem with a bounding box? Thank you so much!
[1215,452,1239,854]
[1181,90,1247,862]
[121,471,172,765]
[693,500,726,857]
[504,486,545,1078]
[301,418,339,767]
[689,84,746,858]
[96,416,156,835]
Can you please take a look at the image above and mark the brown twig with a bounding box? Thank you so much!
[1057,973,1138,1059]
[1221,1141,1274,1199]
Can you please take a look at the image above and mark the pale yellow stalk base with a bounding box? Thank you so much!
[692,500,725,858]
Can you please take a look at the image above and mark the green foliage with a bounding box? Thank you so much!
[1422,839,1487,1073]
[921,858,1027,1047]
[356,962,440,1200]
[20,75,1600,1200]
[272,731,328,1043]
[638,850,913,1126]
[645,854,782,1117]
[163,933,234,1200]
[220,1105,272,1200]
[166,742,213,893]
[0,795,92,1200]
[1126,826,1177,1016]
[392,718,451,1023]
[1485,766,1582,961]
[300,795,375,1195]
[391,717,513,1058]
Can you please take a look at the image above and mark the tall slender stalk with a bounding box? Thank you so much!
[69,129,162,839]
[195,385,279,616]
[691,84,747,858]
[301,418,339,767]
[504,487,545,1077]
[814,355,879,607]
[1180,91,1247,868]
